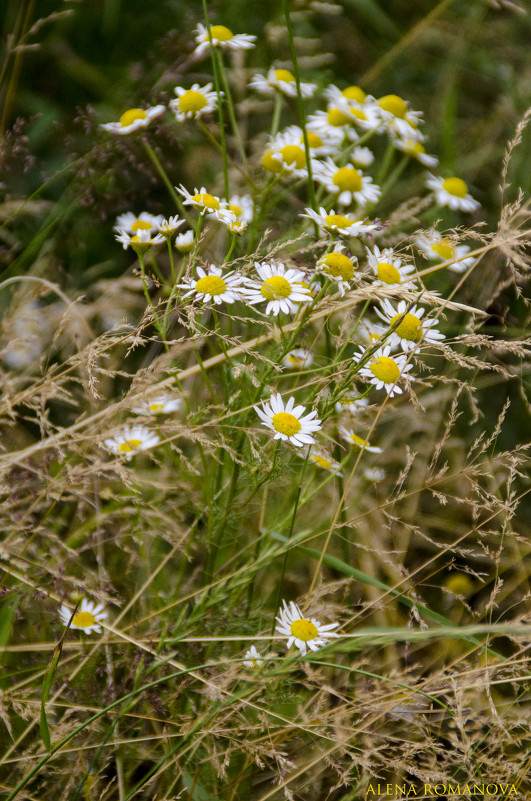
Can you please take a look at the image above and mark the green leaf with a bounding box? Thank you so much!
[0,593,19,663]
[40,601,79,752]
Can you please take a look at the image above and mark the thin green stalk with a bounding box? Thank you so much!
[216,48,248,166]
[142,139,188,218]
[138,252,168,350]
[167,237,176,283]
[201,0,229,201]
[271,91,283,137]
[282,0,317,226]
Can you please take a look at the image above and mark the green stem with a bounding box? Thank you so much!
[201,1,229,201]
[216,49,247,167]
[271,91,283,137]
[167,237,176,283]
[138,252,168,350]
[142,139,188,218]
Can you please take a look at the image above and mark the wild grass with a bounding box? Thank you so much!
[0,1,530,800]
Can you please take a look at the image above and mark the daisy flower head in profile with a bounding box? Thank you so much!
[376,94,423,138]
[132,393,183,415]
[393,135,438,167]
[302,207,382,239]
[254,393,321,448]
[312,158,381,208]
[177,185,223,215]
[103,425,160,461]
[59,598,107,634]
[282,123,342,158]
[249,66,316,99]
[352,145,375,168]
[425,174,480,212]
[243,645,263,668]
[178,264,244,306]
[376,299,445,352]
[175,230,195,253]
[211,193,254,233]
[335,393,369,416]
[302,447,341,475]
[194,23,256,56]
[243,261,312,316]
[316,244,357,297]
[365,245,417,287]
[100,105,165,135]
[154,216,185,236]
[283,348,314,369]
[415,228,475,273]
[339,427,382,453]
[114,212,164,235]
[275,599,339,656]
[170,83,219,122]
[115,229,165,252]
[354,344,413,397]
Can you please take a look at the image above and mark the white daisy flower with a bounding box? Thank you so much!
[210,193,254,232]
[393,136,438,167]
[316,244,357,297]
[260,129,313,177]
[339,427,382,453]
[177,185,223,215]
[215,211,249,234]
[414,229,475,273]
[59,598,107,633]
[324,83,368,107]
[335,394,369,415]
[354,344,413,397]
[103,425,160,461]
[114,211,165,234]
[283,348,314,369]
[375,299,445,351]
[175,230,195,252]
[304,447,341,474]
[194,23,256,56]
[154,216,184,235]
[170,83,219,122]
[254,393,321,448]
[100,105,165,135]
[302,207,382,238]
[352,146,375,167]
[357,319,387,347]
[376,94,423,138]
[132,393,183,415]
[115,229,165,251]
[425,174,480,212]
[365,245,417,287]
[306,110,353,142]
[282,123,342,158]
[312,158,381,208]
[243,645,263,668]
[243,261,312,316]
[179,264,244,305]
[275,599,339,656]
[249,67,316,99]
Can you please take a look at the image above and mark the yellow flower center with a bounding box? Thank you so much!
[390,313,422,342]
[327,108,352,127]
[322,252,354,280]
[118,438,142,453]
[342,85,366,102]
[192,193,220,210]
[272,412,301,437]
[228,203,243,217]
[149,403,164,412]
[119,108,147,127]
[332,167,363,193]
[431,241,454,260]
[210,24,233,41]
[290,618,318,641]
[274,69,295,83]
[444,574,474,596]
[370,356,400,383]
[72,611,96,628]
[378,94,408,119]
[179,90,208,113]
[306,132,323,148]
[324,214,353,229]
[348,433,368,448]
[195,275,226,296]
[412,142,426,155]
[261,275,292,300]
[377,262,401,284]
[261,150,283,173]
[131,220,152,231]
[442,177,468,198]
[349,107,367,122]
[280,145,306,169]
[312,454,333,470]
